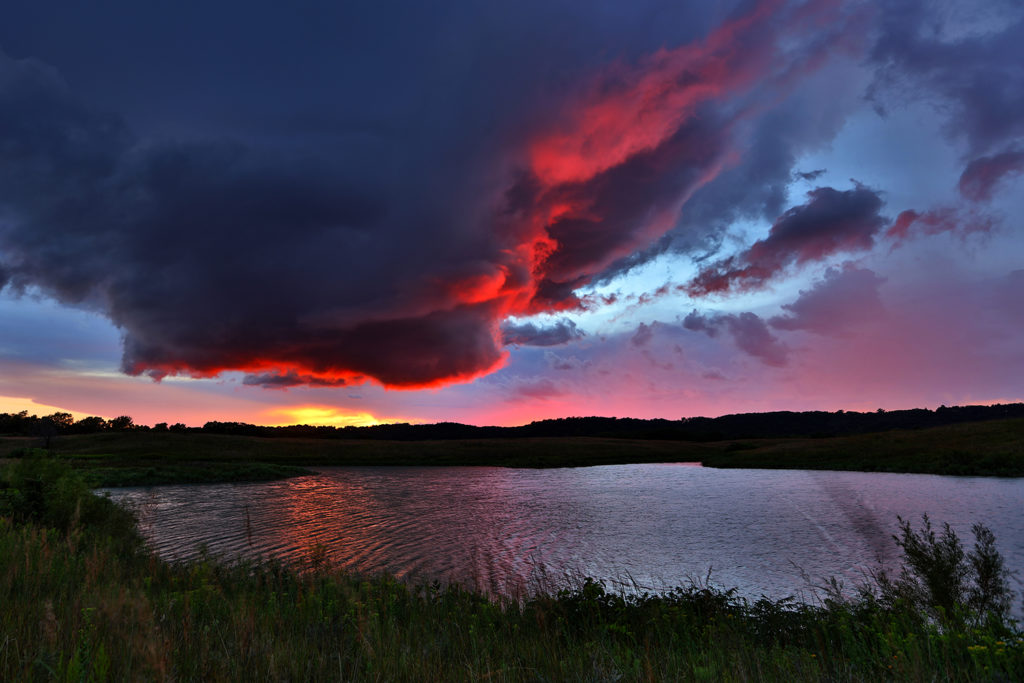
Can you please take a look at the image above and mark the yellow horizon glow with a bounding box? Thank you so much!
[260,405,410,428]
[0,395,96,421]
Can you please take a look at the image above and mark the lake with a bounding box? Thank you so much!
[105,464,1024,606]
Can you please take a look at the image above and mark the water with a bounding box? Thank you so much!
[105,465,1024,604]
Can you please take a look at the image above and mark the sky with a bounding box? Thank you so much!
[0,0,1022,427]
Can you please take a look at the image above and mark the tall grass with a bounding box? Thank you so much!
[2,454,1022,681]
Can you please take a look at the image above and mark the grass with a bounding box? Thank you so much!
[0,433,713,486]
[702,417,1024,476]
[1,415,1021,488]
[1,454,1022,681]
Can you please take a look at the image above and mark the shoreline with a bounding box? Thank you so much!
[1,415,1021,486]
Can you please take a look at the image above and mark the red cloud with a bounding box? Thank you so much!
[504,0,860,314]
[885,207,992,246]
[527,0,781,187]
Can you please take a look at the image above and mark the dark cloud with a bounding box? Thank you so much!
[770,266,886,336]
[870,1,1024,157]
[667,1,1023,300]
[686,185,886,296]
[0,48,510,389]
[501,0,872,308]
[681,311,720,337]
[631,322,655,347]
[958,149,1024,201]
[683,311,788,366]
[242,371,352,389]
[0,1,870,389]
[795,169,827,182]
[594,41,866,286]
[501,319,584,347]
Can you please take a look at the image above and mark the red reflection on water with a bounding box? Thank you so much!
[260,474,385,572]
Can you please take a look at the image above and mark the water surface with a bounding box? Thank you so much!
[106,465,1024,604]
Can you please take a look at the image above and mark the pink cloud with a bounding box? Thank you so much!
[770,265,886,336]
[958,149,1024,201]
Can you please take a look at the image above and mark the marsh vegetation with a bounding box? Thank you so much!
[2,454,1022,681]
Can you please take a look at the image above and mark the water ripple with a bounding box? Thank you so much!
[105,464,1024,606]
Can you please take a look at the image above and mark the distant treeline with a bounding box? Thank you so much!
[0,412,185,439]
[202,404,1024,441]
[5,402,1021,442]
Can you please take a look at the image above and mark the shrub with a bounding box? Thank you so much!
[874,514,1016,625]
[0,453,142,553]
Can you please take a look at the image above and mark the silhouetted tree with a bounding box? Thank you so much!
[109,415,134,431]
[45,412,74,431]
[74,416,107,433]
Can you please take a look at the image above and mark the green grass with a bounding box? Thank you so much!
[702,417,1024,476]
[0,433,713,486]
[1,455,1022,681]
[76,462,313,487]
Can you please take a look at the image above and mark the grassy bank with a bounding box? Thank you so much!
[701,417,1024,476]
[1,415,1022,487]
[1,455,1022,681]
[0,433,712,486]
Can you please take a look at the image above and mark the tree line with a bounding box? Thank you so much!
[0,411,187,438]
[3,402,1023,442]
[199,403,1024,441]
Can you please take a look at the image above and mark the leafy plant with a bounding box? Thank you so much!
[873,514,1015,625]
[0,452,141,552]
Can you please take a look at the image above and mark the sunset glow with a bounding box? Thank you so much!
[0,395,92,421]
[262,406,406,429]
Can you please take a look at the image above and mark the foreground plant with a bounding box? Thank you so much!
[867,514,1016,627]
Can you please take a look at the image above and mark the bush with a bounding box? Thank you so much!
[0,453,142,553]
[873,514,1016,625]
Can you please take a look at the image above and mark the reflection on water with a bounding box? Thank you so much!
[106,465,1024,605]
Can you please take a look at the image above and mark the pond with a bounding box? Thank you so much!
[105,464,1024,607]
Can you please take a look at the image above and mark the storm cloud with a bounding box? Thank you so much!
[0,1,870,389]
[0,0,1018,394]
[686,185,887,296]
[870,0,1024,158]
[0,48,507,388]
[501,319,584,347]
